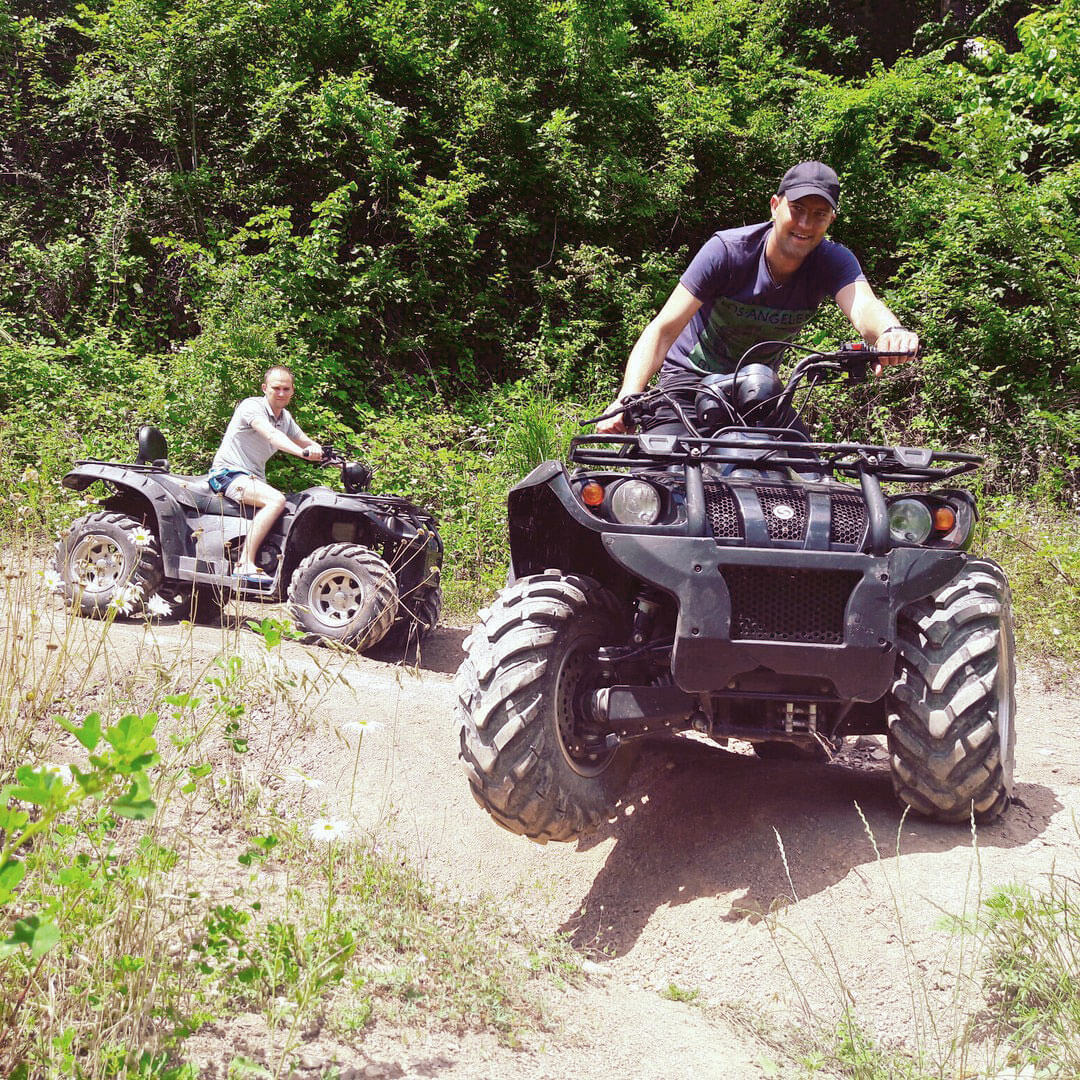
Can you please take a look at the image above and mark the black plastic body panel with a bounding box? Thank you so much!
[508,459,968,702]
[603,534,963,700]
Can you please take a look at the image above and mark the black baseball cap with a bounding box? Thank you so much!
[777,161,840,210]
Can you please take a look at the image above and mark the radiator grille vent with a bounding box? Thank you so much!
[723,566,860,644]
[755,486,809,541]
[704,483,742,539]
[829,492,867,547]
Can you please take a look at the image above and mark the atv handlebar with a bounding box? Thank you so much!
[588,341,920,431]
[309,443,373,494]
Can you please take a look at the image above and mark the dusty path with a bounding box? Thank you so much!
[37,604,1080,1078]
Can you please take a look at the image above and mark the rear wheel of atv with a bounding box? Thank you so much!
[381,582,442,652]
[287,544,398,649]
[54,512,163,617]
[887,559,1015,824]
[456,572,635,843]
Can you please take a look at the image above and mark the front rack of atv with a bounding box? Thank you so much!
[569,427,983,484]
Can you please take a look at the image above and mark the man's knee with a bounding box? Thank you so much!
[264,490,286,515]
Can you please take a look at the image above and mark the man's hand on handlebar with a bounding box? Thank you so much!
[301,443,324,463]
[872,327,920,375]
[596,397,633,435]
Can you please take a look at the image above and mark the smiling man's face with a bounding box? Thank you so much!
[768,193,836,264]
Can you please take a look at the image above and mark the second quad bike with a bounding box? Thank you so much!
[55,426,443,651]
[457,343,1015,842]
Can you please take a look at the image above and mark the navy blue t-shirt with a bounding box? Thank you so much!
[663,221,865,380]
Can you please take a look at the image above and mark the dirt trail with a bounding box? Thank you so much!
[43,609,1080,1078]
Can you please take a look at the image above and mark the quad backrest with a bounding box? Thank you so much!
[136,425,169,469]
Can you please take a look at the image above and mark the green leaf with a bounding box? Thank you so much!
[58,712,102,751]
[1,915,61,959]
[111,773,156,820]
[0,804,30,834]
[9,765,67,808]
[0,858,26,904]
[104,712,160,773]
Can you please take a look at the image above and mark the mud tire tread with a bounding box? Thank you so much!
[887,558,1015,824]
[287,543,398,650]
[456,572,632,844]
[54,512,164,618]
[381,582,443,651]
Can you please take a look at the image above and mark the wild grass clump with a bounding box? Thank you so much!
[978,873,1080,1077]
[0,533,567,1077]
[769,810,1080,1080]
[976,496,1080,667]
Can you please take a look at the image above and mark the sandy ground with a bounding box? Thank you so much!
[26,598,1080,1079]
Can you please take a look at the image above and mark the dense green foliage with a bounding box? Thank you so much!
[1,0,1078,608]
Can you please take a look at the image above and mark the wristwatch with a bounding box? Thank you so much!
[301,446,310,459]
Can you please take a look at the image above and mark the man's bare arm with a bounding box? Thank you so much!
[250,416,323,460]
[836,280,919,374]
[596,284,703,434]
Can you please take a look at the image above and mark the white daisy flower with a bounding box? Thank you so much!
[37,568,64,593]
[132,526,153,547]
[309,818,352,844]
[109,582,142,616]
[145,593,173,618]
[339,720,373,737]
[282,767,325,791]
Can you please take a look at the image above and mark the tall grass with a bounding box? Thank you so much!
[0,532,570,1077]
[767,811,1080,1079]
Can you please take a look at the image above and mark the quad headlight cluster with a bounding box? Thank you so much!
[886,494,974,549]
[576,476,665,526]
[888,498,934,544]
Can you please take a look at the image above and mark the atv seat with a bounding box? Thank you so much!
[154,474,250,517]
[136,425,169,470]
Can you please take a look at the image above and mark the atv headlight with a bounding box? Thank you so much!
[610,479,661,525]
[888,498,933,545]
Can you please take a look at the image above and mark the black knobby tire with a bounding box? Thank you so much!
[887,559,1015,824]
[287,543,398,649]
[54,512,164,618]
[456,572,635,844]
[381,582,443,652]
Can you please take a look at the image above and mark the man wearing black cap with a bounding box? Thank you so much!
[597,161,919,434]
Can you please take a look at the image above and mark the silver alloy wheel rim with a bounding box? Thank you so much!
[69,533,126,594]
[309,567,364,627]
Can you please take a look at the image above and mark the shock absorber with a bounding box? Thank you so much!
[631,589,662,645]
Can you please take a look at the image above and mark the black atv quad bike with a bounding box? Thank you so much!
[55,425,443,652]
[457,343,1015,842]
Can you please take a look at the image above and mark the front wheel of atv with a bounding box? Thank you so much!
[55,512,163,617]
[456,572,635,843]
[287,544,398,649]
[887,559,1015,824]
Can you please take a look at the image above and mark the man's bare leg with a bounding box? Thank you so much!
[227,477,286,575]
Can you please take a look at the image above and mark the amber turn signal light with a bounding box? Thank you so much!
[933,505,957,533]
[580,482,605,507]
